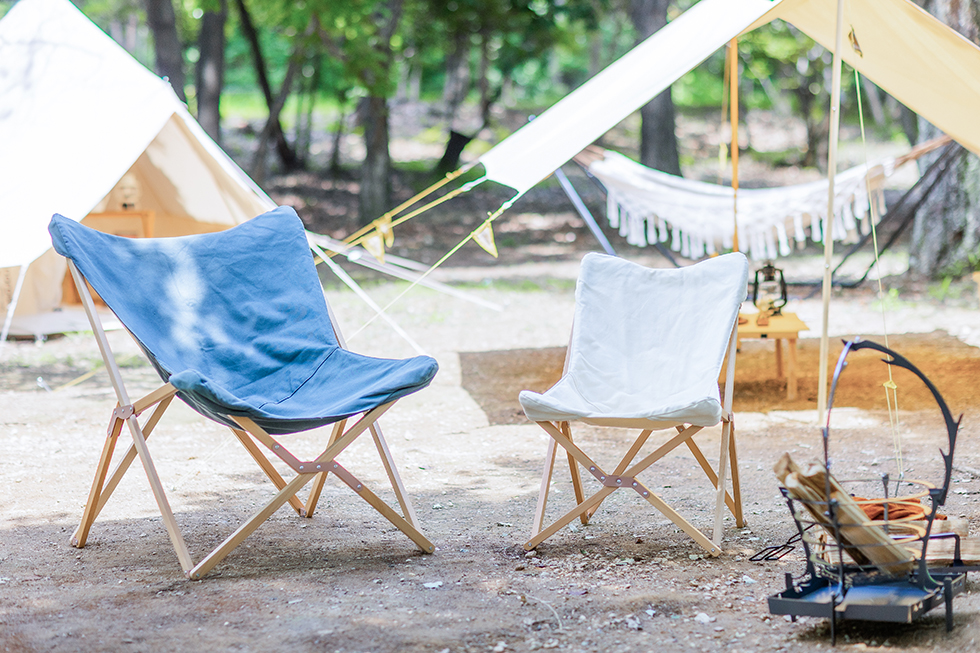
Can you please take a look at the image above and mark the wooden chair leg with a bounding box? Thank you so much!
[125,413,194,572]
[561,422,590,525]
[728,424,744,527]
[531,432,559,539]
[188,469,317,579]
[527,487,616,550]
[369,422,420,528]
[71,412,124,548]
[328,461,433,553]
[684,438,738,517]
[712,420,733,547]
[189,408,389,578]
[74,392,176,547]
[305,419,345,518]
[91,395,173,522]
[641,487,721,556]
[230,429,305,515]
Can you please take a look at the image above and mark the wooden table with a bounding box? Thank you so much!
[737,312,809,401]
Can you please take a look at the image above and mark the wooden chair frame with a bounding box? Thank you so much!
[526,321,744,556]
[66,260,432,580]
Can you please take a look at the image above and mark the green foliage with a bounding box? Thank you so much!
[872,287,906,312]
[927,276,961,302]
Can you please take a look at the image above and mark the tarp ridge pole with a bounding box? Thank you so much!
[729,37,740,253]
[818,0,847,424]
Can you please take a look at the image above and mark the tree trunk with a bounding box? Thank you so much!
[329,100,348,176]
[232,0,299,170]
[196,0,227,144]
[359,95,392,221]
[251,49,302,184]
[629,0,681,176]
[442,29,470,122]
[144,0,186,102]
[910,0,980,278]
[357,0,404,221]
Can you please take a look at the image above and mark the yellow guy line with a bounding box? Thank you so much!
[855,69,903,477]
[346,189,524,342]
[343,162,479,246]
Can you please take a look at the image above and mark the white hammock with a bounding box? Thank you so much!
[586,149,894,260]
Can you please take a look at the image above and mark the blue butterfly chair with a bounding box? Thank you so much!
[49,206,438,579]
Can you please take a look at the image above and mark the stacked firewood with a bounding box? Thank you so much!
[774,453,916,575]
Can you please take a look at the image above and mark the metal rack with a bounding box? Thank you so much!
[767,338,967,643]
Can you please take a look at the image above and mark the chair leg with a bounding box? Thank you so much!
[125,412,194,572]
[369,423,420,528]
[562,422,589,525]
[527,487,616,551]
[190,404,412,579]
[328,460,433,553]
[713,420,733,547]
[529,421,724,555]
[684,438,739,517]
[640,487,721,556]
[189,469,319,579]
[531,433,559,539]
[305,420,345,518]
[71,411,124,548]
[73,391,176,547]
[230,429,305,516]
[728,424,745,527]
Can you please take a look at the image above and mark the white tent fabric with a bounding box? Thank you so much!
[590,150,890,260]
[479,0,779,194]
[519,252,748,429]
[478,0,980,195]
[0,0,275,337]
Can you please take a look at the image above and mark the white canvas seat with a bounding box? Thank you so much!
[520,252,748,555]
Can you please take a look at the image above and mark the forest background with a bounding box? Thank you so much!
[2,0,978,280]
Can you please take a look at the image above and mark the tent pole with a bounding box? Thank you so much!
[554,167,617,256]
[0,264,28,351]
[728,38,740,253]
[818,0,847,424]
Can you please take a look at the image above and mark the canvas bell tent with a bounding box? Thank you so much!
[0,0,276,341]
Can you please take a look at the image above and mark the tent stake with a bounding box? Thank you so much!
[818,0,847,424]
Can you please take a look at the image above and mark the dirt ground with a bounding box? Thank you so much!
[4,239,980,653]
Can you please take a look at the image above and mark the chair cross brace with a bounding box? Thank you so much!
[526,416,740,557]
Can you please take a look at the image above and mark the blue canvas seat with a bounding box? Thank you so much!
[50,206,438,579]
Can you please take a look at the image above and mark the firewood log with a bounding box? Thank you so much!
[774,453,916,574]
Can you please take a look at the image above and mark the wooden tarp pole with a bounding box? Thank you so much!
[729,38,740,252]
[818,0,847,423]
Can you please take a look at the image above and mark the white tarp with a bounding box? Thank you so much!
[479,0,980,194]
[479,0,781,194]
[0,0,274,336]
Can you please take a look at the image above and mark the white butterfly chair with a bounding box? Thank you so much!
[520,252,748,555]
